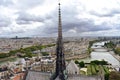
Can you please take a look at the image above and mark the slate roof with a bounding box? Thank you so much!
[66,60,79,74]
[24,71,102,80]
[25,71,51,80]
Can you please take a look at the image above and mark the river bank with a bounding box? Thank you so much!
[109,51,120,62]
[0,56,17,65]
[66,53,90,60]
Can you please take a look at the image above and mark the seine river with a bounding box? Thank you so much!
[81,42,120,70]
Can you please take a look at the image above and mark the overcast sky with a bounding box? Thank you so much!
[0,0,120,37]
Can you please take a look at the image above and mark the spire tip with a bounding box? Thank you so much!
[58,0,61,5]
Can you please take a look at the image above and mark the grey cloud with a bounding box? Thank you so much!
[114,23,120,30]
[0,17,11,27]
[16,12,45,25]
[0,0,44,9]
[0,0,44,11]
[89,11,114,17]
[0,0,13,6]
[16,0,80,35]
[110,9,120,15]
[16,0,113,37]
[89,9,120,17]
[4,30,25,35]
[16,20,32,25]
[16,0,44,10]
[39,4,112,36]
[20,0,43,6]
[63,20,111,32]
[43,17,111,35]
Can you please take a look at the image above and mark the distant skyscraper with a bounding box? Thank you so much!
[50,2,67,80]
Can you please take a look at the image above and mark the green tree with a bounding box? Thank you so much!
[0,53,10,58]
[75,60,79,64]
[105,73,109,80]
[41,52,49,56]
[79,61,85,68]
[25,52,32,58]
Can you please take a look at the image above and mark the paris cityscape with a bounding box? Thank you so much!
[0,0,120,80]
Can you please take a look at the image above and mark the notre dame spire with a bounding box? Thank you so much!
[50,2,67,80]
